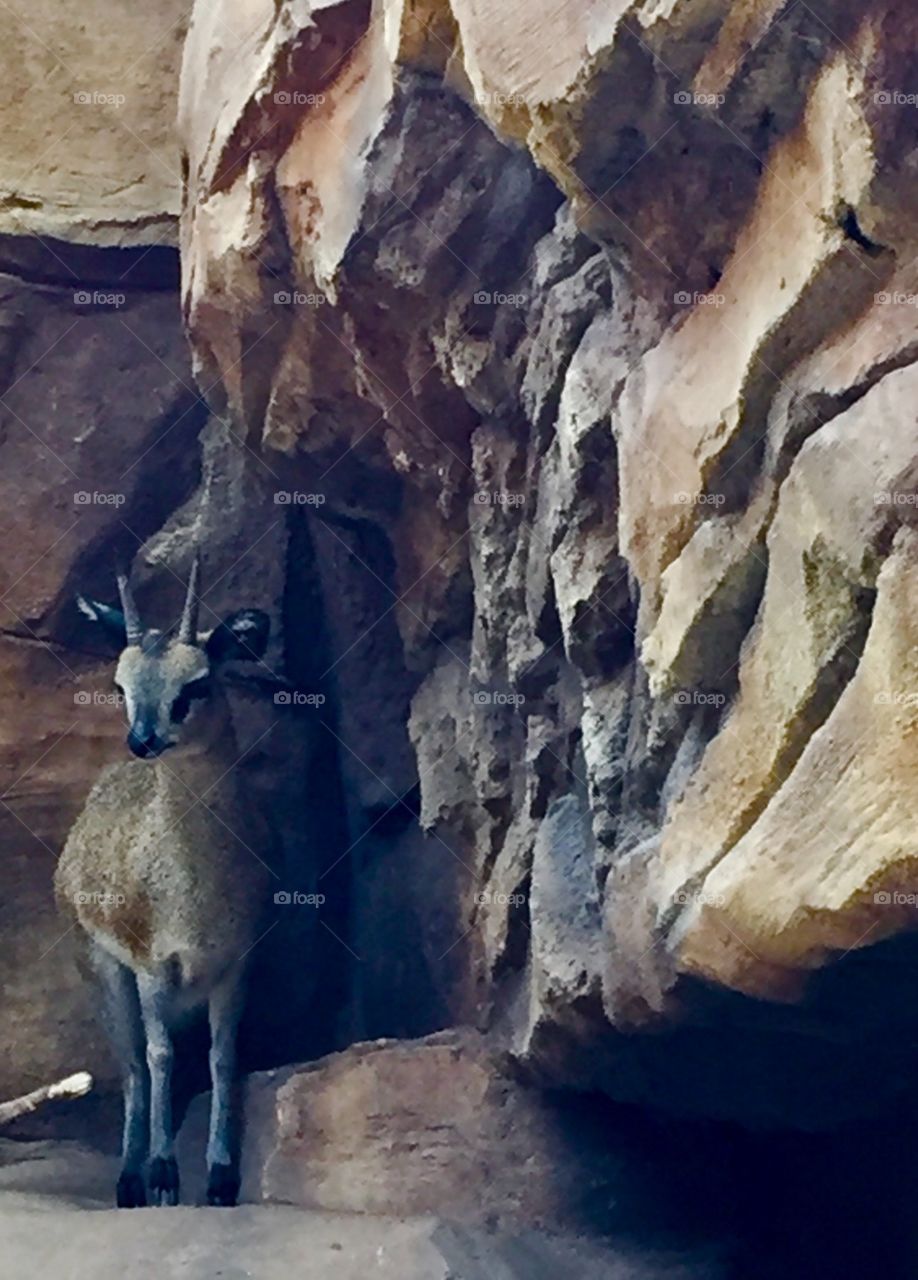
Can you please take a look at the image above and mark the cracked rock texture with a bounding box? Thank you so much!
[5,0,918,1149]
[175,0,918,1129]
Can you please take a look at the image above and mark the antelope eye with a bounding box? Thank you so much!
[170,676,211,724]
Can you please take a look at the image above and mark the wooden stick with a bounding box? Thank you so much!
[0,1072,93,1125]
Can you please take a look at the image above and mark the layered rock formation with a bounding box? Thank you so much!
[175,0,918,1127]
[5,0,918,1156]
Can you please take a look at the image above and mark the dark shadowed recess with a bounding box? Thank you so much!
[306,504,476,1042]
[239,502,351,1071]
[167,506,354,1112]
[232,484,918,1278]
[541,1085,918,1279]
[0,234,180,291]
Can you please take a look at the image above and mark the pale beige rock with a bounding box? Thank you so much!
[675,528,918,997]
[0,0,187,244]
[178,0,388,424]
[657,363,918,920]
[639,494,769,701]
[617,44,879,626]
[450,0,618,135]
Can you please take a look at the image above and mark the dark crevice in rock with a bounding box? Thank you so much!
[0,626,97,654]
[838,204,886,257]
[775,348,918,481]
[239,503,353,1070]
[494,872,532,981]
[0,236,180,291]
[365,782,422,837]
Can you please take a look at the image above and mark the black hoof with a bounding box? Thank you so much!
[116,1168,147,1208]
[206,1162,239,1207]
[148,1155,179,1206]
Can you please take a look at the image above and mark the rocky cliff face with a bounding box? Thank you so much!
[5,0,918,1151]
[171,0,918,1127]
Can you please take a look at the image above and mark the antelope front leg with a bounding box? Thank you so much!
[90,944,149,1208]
[137,974,179,1206]
[206,960,246,1207]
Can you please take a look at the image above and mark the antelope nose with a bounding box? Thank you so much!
[127,727,163,759]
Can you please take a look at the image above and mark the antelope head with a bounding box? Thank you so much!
[77,557,270,759]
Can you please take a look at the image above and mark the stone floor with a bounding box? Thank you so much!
[0,1138,725,1280]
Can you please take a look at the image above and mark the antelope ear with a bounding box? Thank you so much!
[205,609,270,663]
[76,596,127,646]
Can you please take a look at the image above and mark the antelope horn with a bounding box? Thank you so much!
[116,572,143,646]
[178,552,201,643]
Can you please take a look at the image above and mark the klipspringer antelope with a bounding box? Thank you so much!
[55,559,272,1207]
